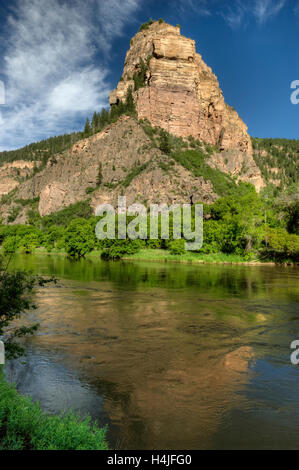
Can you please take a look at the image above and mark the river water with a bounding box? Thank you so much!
[5,255,299,449]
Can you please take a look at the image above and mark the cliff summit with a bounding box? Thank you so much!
[110,21,252,156]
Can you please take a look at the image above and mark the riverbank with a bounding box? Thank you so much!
[3,246,297,266]
[0,370,108,450]
[30,247,291,266]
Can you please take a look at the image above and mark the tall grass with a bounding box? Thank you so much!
[0,371,107,450]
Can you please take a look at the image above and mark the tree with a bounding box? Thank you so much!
[125,86,136,114]
[159,129,171,154]
[96,163,103,186]
[0,256,55,358]
[102,239,144,260]
[84,117,91,135]
[64,218,95,258]
[91,112,99,133]
[99,108,109,129]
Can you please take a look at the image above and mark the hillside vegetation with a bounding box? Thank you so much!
[252,137,299,190]
[0,103,298,263]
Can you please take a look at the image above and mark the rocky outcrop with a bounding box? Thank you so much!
[110,21,264,190]
[0,23,267,222]
[0,117,217,222]
[0,161,39,197]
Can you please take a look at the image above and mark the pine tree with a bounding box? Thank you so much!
[92,112,99,133]
[84,117,91,135]
[96,163,103,186]
[159,129,171,154]
[125,86,136,114]
[99,108,109,129]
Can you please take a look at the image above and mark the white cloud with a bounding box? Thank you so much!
[252,0,286,24]
[0,0,140,151]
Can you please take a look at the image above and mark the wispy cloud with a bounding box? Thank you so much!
[177,0,211,16]
[0,0,140,151]
[178,0,287,29]
[252,0,286,24]
[220,1,246,30]
[295,0,299,16]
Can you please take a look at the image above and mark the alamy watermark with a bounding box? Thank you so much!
[290,80,299,105]
[290,340,299,365]
[0,80,5,105]
[95,197,203,251]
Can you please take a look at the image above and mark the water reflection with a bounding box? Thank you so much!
[6,255,299,449]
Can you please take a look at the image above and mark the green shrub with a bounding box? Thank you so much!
[96,163,103,186]
[263,228,299,261]
[102,239,145,260]
[2,236,21,253]
[64,218,95,258]
[40,201,93,229]
[159,129,172,155]
[85,187,95,194]
[169,239,186,255]
[139,19,155,32]
[7,206,22,223]
[18,233,41,254]
[44,226,65,252]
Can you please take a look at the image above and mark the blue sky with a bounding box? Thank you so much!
[0,0,298,151]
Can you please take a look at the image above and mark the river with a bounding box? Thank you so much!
[5,255,299,449]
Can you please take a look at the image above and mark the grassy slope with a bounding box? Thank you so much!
[0,370,107,450]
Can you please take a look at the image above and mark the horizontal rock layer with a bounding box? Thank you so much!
[110,22,264,190]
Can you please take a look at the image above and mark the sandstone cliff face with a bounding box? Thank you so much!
[0,161,39,197]
[0,23,267,222]
[110,22,263,190]
[0,117,217,222]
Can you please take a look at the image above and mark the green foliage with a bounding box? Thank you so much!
[1,226,44,254]
[64,218,95,258]
[84,117,91,135]
[252,137,299,188]
[172,149,236,196]
[0,372,107,450]
[39,201,93,229]
[140,121,239,196]
[2,236,21,254]
[159,129,172,155]
[125,86,136,115]
[96,163,103,187]
[169,239,186,255]
[133,56,152,91]
[91,112,99,133]
[102,239,145,260]
[44,226,65,252]
[85,187,95,194]
[0,133,84,169]
[263,228,299,261]
[122,161,149,188]
[7,206,22,223]
[18,232,42,254]
[139,19,155,31]
[0,255,56,358]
